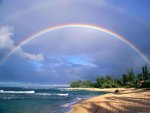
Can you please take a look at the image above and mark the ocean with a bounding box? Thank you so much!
[0,87,107,113]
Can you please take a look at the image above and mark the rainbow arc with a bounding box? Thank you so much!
[1,24,149,64]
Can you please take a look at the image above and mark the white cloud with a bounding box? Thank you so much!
[16,47,44,62]
[0,26,14,49]
[0,26,44,62]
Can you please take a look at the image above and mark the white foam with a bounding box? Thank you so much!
[61,97,83,108]
[59,88,77,91]
[61,101,76,108]
[76,97,82,101]
[35,93,69,96]
[0,90,4,92]
[0,89,69,97]
[35,93,52,96]
[56,93,68,96]
[0,90,35,94]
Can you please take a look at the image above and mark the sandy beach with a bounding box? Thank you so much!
[68,88,150,113]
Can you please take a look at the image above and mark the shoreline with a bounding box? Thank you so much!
[67,88,150,113]
[67,88,122,113]
[67,87,127,92]
[66,87,115,113]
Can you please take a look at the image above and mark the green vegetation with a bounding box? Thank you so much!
[70,65,150,88]
[70,80,92,88]
[142,65,149,80]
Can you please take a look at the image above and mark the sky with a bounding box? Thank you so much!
[0,0,150,86]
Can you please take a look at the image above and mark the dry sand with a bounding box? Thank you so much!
[68,88,150,113]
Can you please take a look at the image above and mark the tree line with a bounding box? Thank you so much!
[70,65,150,88]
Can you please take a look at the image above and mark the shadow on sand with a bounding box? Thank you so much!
[74,89,150,113]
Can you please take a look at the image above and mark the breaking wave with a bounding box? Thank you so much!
[0,90,68,96]
[36,93,68,96]
[0,90,35,94]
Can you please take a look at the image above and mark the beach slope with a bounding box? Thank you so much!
[69,88,150,113]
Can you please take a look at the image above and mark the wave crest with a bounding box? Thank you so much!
[0,90,35,94]
[36,93,68,96]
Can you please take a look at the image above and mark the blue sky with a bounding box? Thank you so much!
[0,0,150,85]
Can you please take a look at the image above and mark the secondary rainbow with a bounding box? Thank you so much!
[1,24,150,64]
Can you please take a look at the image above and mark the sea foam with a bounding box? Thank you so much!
[0,90,35,94]
[36,93,69,96]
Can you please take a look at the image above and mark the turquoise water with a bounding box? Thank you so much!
[0,87,107,113]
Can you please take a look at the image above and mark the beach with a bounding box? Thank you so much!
[68,88,150,113]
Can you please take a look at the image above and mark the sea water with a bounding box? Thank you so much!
[0,87,107,113]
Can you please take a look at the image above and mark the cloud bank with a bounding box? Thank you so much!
[0,26,44,62]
